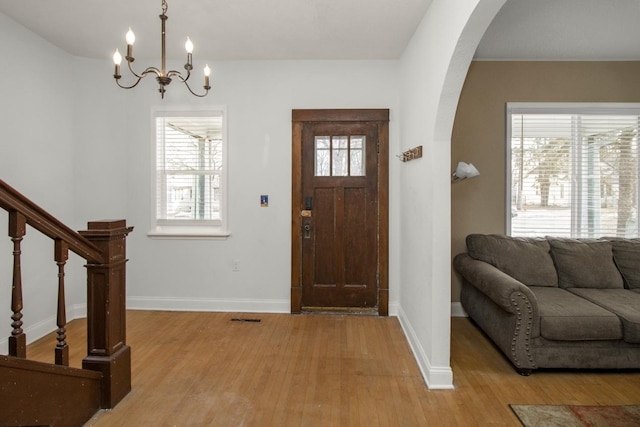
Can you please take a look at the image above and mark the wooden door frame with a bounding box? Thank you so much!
[291,109,389,316]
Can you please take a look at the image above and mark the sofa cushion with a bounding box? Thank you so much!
[568,288,640,344]
[547,238,624,289]
[605,238,640,289]
[466,234,557,287]
[528,287,622,341]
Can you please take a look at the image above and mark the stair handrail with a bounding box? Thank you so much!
[0,179,103,263]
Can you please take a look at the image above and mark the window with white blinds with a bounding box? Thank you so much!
[151,109,228,237]
[507,103,640,238]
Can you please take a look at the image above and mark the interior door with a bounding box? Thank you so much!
[291,110,389,315]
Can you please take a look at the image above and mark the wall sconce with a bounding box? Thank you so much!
[451,161,480,183]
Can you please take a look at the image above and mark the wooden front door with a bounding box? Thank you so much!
[291,110,389,315]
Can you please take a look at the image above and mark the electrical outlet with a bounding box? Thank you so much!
[232,259,240,272]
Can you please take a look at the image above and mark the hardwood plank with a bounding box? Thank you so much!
[23,312,640,426]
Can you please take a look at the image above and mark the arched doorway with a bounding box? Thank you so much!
[397,0,506,389]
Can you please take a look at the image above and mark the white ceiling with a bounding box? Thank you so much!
[1,0,639,62]
[0,0,431,60]
[475,0,640,60]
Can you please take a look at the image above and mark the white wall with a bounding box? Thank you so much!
[106,60,402,313]
[0,12,86,349]
[397,0,506,388]
[72,57,129,223]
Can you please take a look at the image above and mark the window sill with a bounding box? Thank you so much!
[147,226,231,240]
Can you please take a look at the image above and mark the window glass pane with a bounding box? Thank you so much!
[350,135,366,176]
[332,136,349,176]
[315,136,330,176]
[155,113,224,225]
[509,107,639,238]
[163,173,220,221]
[510,114,572,236]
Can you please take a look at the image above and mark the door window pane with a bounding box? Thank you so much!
[350,136,366,176]
[332,136,349,176]
[314,135,367,177]
[315,136,330,176]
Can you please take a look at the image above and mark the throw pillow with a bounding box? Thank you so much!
[604,238,640,289]
[466,234,558,287]
[547,238,624,289]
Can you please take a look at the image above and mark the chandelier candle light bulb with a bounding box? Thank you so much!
[125,28,135,59]
[111,0,210,98]
[113,49,122,77]
[185,37,193,69]
[204,64,211,88]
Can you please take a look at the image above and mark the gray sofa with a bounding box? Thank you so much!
[453,234,640,375]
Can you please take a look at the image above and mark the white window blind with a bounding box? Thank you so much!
[507,103,640,238]
[152,110,227,236]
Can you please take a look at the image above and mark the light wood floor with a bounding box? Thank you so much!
[26,311,640,426]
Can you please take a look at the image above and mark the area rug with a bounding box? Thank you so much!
[510,404,640,426]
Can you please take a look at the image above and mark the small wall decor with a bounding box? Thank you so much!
[397,145,423,162]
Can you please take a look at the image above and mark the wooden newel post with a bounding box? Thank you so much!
[79,220,134,409]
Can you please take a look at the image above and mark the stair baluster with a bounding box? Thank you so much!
[55,239,69,366]
[9,211,27,358]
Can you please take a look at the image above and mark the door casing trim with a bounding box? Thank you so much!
[291,109,389,316]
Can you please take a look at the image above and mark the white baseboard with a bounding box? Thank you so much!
[127,296,291,313]
[0,303,88,350]
[388,301,399,317]
[68,303,87,319]
[128,296,402,316]
[451,302,468,317]
[396,306,454,389]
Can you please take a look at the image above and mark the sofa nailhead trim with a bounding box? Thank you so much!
[510,292,536,369]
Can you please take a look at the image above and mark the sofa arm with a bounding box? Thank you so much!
[454,253,540,372]
[453,253,538,315]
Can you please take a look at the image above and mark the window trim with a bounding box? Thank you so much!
[149,106,230,239]
[505,102,640,236]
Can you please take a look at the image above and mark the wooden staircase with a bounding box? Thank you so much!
[0,180,133,426]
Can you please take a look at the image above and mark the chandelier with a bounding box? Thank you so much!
[112,0,210,98]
